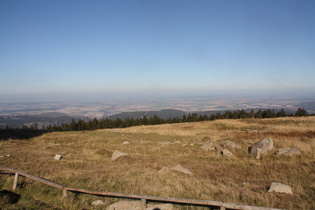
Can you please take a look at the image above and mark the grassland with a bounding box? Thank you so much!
[0,117,315,209]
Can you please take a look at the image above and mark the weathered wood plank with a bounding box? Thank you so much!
[0,167,65,190]
[0,167,284,210]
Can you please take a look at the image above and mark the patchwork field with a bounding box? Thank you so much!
[0,116,315,209]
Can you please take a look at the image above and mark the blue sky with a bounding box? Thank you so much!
[1,0,314,98]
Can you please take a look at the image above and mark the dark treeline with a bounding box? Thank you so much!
[4,108,311,131]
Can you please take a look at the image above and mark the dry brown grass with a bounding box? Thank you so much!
[0,116,315,209]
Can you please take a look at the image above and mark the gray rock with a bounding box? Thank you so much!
[214,144,224,152]
[221,149,233,156]
[172,164,192,175]
[276,148,301,156]
[268,182,293,195]
[106,201,174,210]
[249,146,262,159]
[54,154,62,160]
[147,203,174,210]
[106,201,141,210]
[220,140,241,149]
[200,142,213,151]
[111,150,128,161]
[91,200,104,205]
[249,138,274,159]
[158,166,171,174]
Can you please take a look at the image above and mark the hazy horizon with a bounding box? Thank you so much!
[0,87,314,104]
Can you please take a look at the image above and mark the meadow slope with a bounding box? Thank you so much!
[0,117,315,209]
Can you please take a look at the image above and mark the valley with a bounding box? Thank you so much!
[1,94,315,128]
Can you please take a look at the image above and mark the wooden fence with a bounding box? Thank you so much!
[0,167,283,210]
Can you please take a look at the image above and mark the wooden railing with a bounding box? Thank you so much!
[0,167,283,210]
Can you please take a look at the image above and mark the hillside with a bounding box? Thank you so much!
[0,113,90,129]
[0,117,315,209]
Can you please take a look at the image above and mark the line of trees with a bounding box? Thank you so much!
[30,107,310,131]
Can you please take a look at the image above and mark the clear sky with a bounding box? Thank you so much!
[1,0,314,98]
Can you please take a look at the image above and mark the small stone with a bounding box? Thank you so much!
[220,140,241,149]
[91,200,104,205]
[106,201,141,210]
[111,150,128,161]
[268,182,293,195]
[222,149,233,156]
[214,144,224,152]
[172,164,192,175]
[122,141,129,145]
[147,203,174,210]
[276,148,301,156]
[54,154,62,160]
[106,201,174,210]
[242,182,249,186]
[200,143,213,151]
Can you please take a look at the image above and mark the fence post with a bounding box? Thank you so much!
[62,189,68,198]
[141,198,147,210]
[12,173,19,191]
